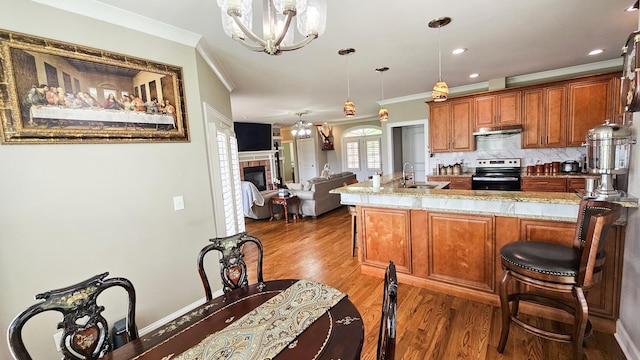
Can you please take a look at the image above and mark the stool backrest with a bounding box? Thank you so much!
[573,201,621,287]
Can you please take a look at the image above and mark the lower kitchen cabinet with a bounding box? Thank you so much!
[566,177,586,192]
[358,205,624,331]
[360,207,412,273]
[521,177,566,192]
[426,176,472,189]
[427,212,494,292]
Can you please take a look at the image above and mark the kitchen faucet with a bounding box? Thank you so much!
[401,161,415,187]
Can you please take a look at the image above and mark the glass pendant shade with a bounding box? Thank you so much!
[217,0,326,55]
[379,107,389,121]
[297,0,327,37]
[432,81,449,102]
[344,100,356,117]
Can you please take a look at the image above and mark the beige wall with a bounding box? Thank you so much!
[0,2,228,359]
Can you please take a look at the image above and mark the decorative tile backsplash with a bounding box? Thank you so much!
[430,133,585,172]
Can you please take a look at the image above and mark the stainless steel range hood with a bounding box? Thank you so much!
[473,124,523,136]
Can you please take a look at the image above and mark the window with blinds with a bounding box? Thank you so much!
[216,129,245,235]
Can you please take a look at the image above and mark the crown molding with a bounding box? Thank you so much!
[30,0,235,92]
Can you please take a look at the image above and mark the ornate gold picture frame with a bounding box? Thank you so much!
[0,30,189,144]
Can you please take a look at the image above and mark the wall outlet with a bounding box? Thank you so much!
[53,331,63,352]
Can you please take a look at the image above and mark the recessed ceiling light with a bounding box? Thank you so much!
[469,73,479,78]
[588,49,604,56]
[451,48,467,55]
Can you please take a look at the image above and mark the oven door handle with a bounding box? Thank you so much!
[472,177,520,181]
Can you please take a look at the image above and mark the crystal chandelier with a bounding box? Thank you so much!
[429,17,451,102]
[290,111,312,137]
[217,0,327,55]
[339,48,356,117]
[376,67,389,122]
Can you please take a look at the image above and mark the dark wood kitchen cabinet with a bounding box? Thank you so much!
[521,177,566,192]
[427,176,471,189]
[428,99,474,153]
[427,212,494,292]
[567,75,615,146]
[360,207,412,274]
[522,85,567,148]
[474,91,521,129]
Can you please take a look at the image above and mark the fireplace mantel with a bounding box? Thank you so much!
[238,150,281,189]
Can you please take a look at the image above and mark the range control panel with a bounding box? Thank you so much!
[475,158,521,168]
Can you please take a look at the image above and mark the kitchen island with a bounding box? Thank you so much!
[331,174,637,333]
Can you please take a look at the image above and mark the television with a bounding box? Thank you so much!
[233,122,272,152]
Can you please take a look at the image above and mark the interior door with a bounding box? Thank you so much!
[402,125,427,182]
[296,138,317,183]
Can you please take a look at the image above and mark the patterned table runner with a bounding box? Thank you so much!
[174,279,346,360]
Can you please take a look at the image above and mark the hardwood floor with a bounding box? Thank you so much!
[242,207,626,360]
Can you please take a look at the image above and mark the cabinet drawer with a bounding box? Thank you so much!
[521,178,567,192]
[566,177,585,192]
[448,177,472,190]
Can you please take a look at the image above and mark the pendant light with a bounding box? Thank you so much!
[376,67,389,122]
[428,17,451,102]
[290,111,312,137]
[339,48,356,117]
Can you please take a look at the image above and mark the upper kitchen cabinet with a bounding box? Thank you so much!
[473,91,521,130]
[522,85,567,148]
[429,99,474,153]
[567,74,615,147]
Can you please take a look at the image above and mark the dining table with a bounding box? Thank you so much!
[100,279,364,360]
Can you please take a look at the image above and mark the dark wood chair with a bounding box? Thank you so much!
[343,178,359,256]
[198,232,265,299]
[377,260,398,360]
[8,272,138,360]
[497,200,621,360]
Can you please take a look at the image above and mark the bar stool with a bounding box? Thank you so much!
[343,179,359,256]
[497,200,621,360]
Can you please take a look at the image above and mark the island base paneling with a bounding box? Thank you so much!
[357,206,624,333]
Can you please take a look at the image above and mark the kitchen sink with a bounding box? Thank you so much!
[407,183,438,189]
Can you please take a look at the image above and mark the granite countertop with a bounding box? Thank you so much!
[332,173,637,208]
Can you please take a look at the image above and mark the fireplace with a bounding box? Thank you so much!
[243,166,267,191]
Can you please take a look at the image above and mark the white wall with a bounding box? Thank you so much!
[617,112,640,358]
[0,2,229,359]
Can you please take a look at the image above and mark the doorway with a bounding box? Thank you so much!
[280,140,295,183]
[386,120,429,182]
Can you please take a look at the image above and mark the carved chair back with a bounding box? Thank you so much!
[377,261,398,360]
[198,232,265,300]
[8,272,138,360]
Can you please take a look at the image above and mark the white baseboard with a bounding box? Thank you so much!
[138,289,224,336]
[615,320,640,360]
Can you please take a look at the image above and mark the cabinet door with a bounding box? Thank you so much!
[474,95,495,128]
[450,99,474,152]
[523,86,566,148]
[522,89,544,148]
[568,77,613,146]
[474,92,520,129]
[429,102,450,153]
[544,85,567,147]
[521,178,566,192]
[361,207,412,273]
[497,91,521,126]
[428,212,494,292]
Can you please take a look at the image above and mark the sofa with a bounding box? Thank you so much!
[286,172,356,218]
